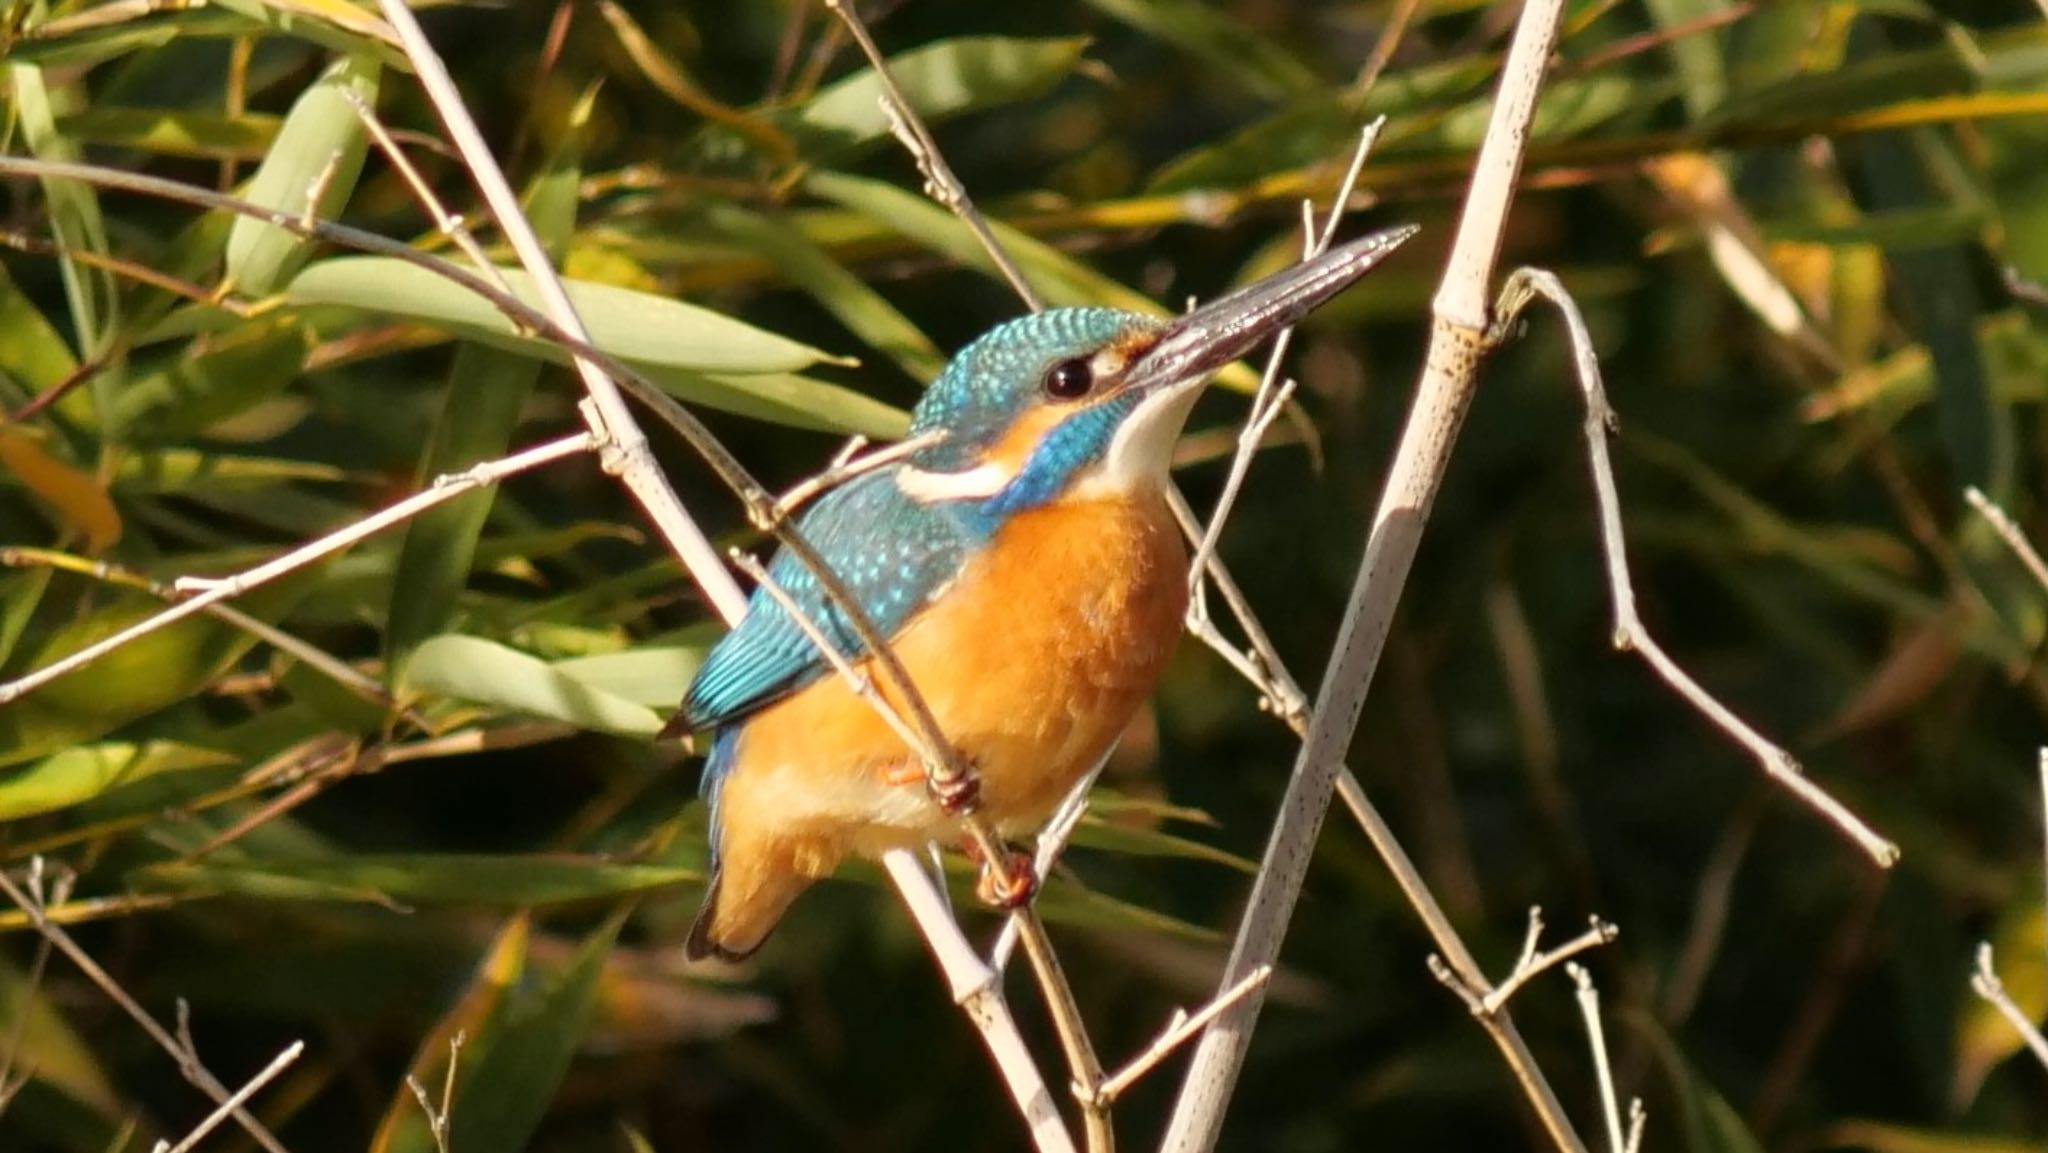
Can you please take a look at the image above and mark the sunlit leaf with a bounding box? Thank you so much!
[403,634,665,736]
[54,107,280,159]
[0,740,234,822]
[285,257,854,376]
[135,854,698,905]
[550,646,706,710]
[790,36,1092,153]
[225,55,379,296]
[1081,0,1316,99]
[696,202,946,382]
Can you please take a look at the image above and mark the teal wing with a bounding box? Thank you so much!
[676,470,969,733]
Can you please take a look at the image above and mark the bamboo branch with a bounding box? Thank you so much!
[0,433,594,705]
[372,6,1076,1147]
[0,861,294,1153]
[1159,4,1584,1149]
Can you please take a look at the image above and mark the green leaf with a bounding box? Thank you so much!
[550,646,706,710]
[1066,813,1257,873]
[387,89,593,672]
[284,256,854,376]
[1080,0,1316,100]
[0,256,82,397]
[107,314,313,442]
[134,854,697,906]
[205,0,407,69]
[1638,1021,1768,1153]
[0,579,316,767]
[54,107,280,159]
[442,911,627,1153]
[0,740,234,822]
[1819,1121,2043,1153]
[789,36,1092,154]
[225,55,379,296]
[696,202,947,382]
[8,61,119,367]
[402,634,665,736]
[1,6,252,68]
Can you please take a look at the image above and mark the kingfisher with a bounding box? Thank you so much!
[668,227,1415,961]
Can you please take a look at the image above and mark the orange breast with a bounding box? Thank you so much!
[720,488,1188,858]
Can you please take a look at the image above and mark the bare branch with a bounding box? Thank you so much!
[1969,943,2048,1073]
[155,1041,304,1153]
[1161,5,1591,1150]
[1966,487,2048,597]
[1427,910,1618,1019]
[1489,267,1896,867]
[0,861,294,1153]
[1092,967,1273,1108]
[1567,965,1641,1153]
[0,433,595,705]
[820,0,1042,310]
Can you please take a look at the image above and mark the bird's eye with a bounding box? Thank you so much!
[1043,358,1094,400]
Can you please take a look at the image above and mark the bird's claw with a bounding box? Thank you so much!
[970,845,1038,909]
[931,772,980,816]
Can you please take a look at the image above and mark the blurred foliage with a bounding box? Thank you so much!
[3,0,2048,1151]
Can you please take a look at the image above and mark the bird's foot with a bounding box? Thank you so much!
[879,761,982,816]
[964,840,1037,909]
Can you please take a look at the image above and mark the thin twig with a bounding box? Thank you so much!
[1092,966,1273,1107]
[1186,121,1383,612]
[774,430,944,520]
[1161,5,1587,1150]
[372,9,1074,1145]
[1428,909,1619,1018]
[0,861,294,1153]
[403,1030,463,1153]
[0,547,411,721]
[821,0,1042,311]
[0,433,594,705]
[155,1041,304,1153]
[1489,268,1896,866]
[1970,943,2048,1072]
[1966,487,2048,595]
[342,88,503,285]
[1567,965,1640,1153]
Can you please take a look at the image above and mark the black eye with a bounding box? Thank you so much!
[1043,357,1094,400]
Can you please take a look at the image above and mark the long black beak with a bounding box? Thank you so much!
[1123,224,1418,396]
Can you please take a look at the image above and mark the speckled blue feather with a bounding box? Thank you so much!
[684,471,971,732]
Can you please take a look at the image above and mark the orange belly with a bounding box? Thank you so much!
[716,488,1188,872]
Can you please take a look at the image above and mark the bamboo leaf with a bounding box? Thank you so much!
[387,88,593,673]
[550,646,706,710]
[134,854,698,906]
[0,741,234,823]
[696,202,947,382]
[284,256,854,376]
[225,55,379,296]
[1080,0,1316,99]
[402,634,665,737]
[54,107,280,160]
[789,36,1092,153]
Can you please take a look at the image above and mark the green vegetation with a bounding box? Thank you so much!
[4,1,2048,1150]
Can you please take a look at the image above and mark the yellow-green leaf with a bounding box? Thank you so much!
[226,55,379,295]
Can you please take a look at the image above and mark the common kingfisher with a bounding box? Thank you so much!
[669,227,1415,961]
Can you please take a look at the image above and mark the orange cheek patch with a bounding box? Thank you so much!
[982,406,1069,475]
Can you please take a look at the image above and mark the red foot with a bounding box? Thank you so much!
[966,841,1037,909]
[881,759,981,816]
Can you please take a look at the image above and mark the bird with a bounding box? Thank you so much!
[668,226,1416,961]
